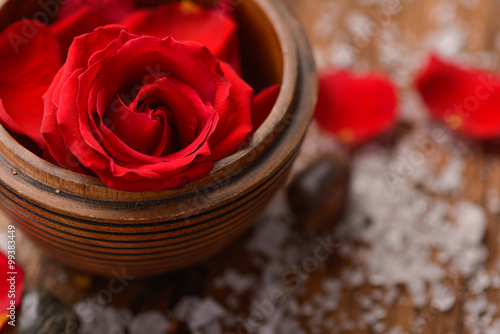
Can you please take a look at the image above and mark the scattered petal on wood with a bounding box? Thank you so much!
[416,54,500,139]
[315,70,399,146]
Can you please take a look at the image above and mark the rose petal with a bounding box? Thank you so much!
[56,0,134,23]
[120,1,241,72]
[252,84,281,132]
[208,62,253,160]
[315,70,398,146]
[416,54,500,138]
[70,35,217,168]
[42,68,87,173]
[0,20,62,151]
[184,41,253,159]
[51,8,105,59]
[132,77,199,146]
[42,25,128,171]
[86,35,216,104]
[103,95,167,155]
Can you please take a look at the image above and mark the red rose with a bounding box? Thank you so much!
[42,26,253,191]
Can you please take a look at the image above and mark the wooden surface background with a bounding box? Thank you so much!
[2,0,500,333]
[287,0,500,333]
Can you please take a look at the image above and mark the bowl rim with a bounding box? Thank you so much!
[0,0,302,201]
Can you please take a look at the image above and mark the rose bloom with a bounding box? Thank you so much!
[42,26,253,191]
[0,2,280,192]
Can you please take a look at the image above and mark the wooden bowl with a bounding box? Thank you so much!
[0,0,317,277]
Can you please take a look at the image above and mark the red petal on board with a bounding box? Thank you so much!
[315,70,398,146]
[416,54,500,138]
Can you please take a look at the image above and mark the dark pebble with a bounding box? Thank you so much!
[287,154,350,233]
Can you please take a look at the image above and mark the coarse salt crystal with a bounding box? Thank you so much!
[187,297,226,331]
[128,311,169,334]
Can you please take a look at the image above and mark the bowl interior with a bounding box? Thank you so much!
[0,0,297,201]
